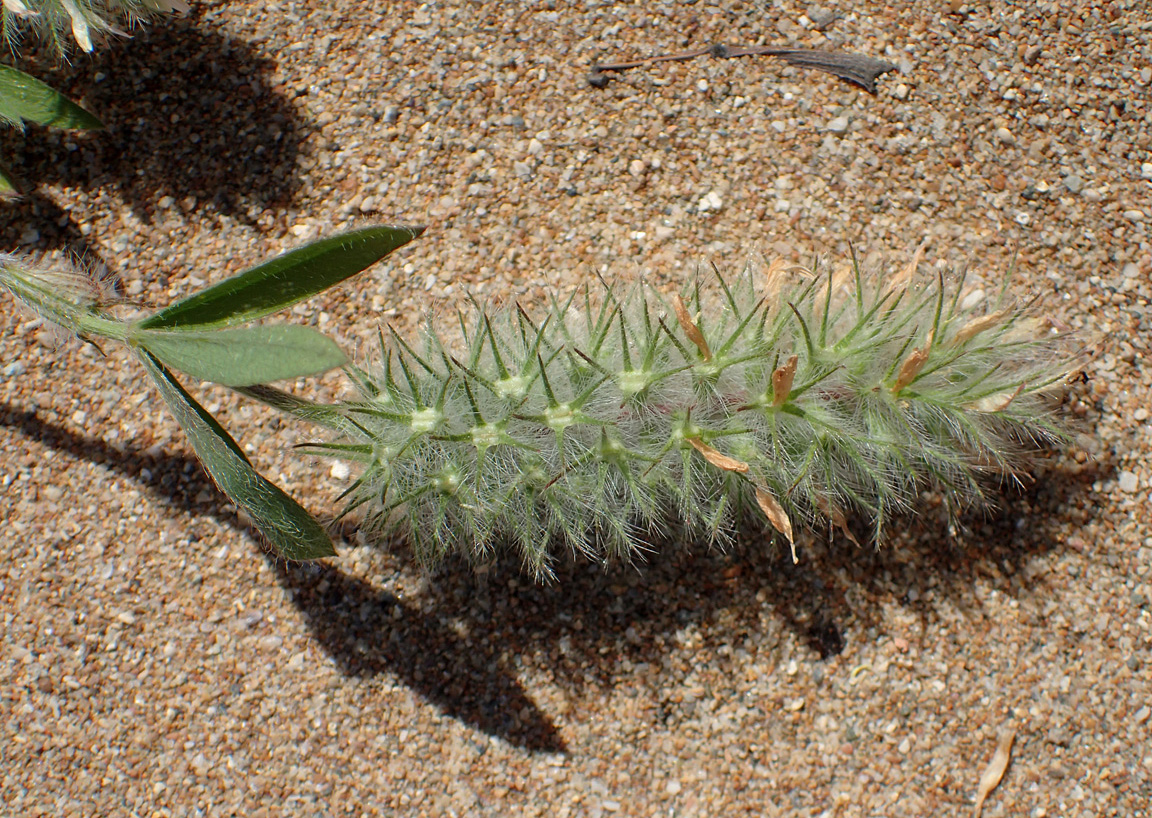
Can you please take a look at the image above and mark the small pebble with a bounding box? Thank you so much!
[826,116,850,135]
[697,190,723,212]
[960,289,986,310]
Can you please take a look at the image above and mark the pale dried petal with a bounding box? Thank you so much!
[772,354,799,407]
[891,329,934,394]
[673,293,710,361]
[762,256,789,302]
[2,0,37,16]
[833,262,853,291]
[952,307,1012,346]
[143,0,191,11]
[966,384,1025,413]
[972,727,1016,818]
[814,493,859,545]
[887,238,928,293]
[755,487,796,562]
[687,438,748,473]
[61,0,93,52]
[829,261,857,308]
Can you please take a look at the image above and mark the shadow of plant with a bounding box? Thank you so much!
[0,9,306,252]
[3,399,1101,751]
[1,402,563,751]
[385,458,1101,706]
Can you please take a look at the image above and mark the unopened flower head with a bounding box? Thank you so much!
[0,251,125,344]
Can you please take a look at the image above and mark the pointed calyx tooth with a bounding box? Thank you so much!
[755,487,796,562]
[687,438,749,473]
[772,354,799,407]
[891,329,934,394]
[951,307,1012,346]
[673,293,711,361]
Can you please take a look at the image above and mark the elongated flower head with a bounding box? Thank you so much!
[314,256,1079,578]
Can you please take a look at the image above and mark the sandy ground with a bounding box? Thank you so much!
[2,1,1151,815]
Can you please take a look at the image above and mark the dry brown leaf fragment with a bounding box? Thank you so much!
[687,438,749,473]
[772,354,799,407]
[813,493,860,545]
[891,329,934,394]
[673,293,711,362]
[972,727,1016,818]
[755,487,796,562]
[951,307,1012,346]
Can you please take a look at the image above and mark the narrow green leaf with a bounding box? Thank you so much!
[138,350,336,560]
[0,64,104,130]
[136,324,347,387]
[138,225,425,330]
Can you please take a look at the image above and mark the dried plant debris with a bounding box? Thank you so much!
[973,726,1017,818]
[589,44,897,93]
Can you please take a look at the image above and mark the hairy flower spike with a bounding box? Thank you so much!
[330,258,1079,577]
